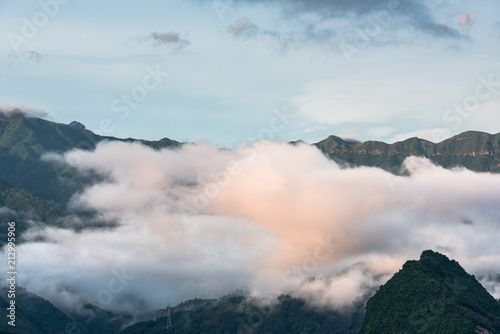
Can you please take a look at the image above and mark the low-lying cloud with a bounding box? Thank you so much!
[0,103,52,119]
[3,140,500,315]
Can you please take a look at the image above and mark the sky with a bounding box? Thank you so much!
[0,0,499,146]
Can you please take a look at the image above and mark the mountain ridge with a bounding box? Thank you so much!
[359,250,500,334]
[2,110,499,209]
[314,131,500,173]
[0,110,181,208]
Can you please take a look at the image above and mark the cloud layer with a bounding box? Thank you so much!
[0,103,52,119]
[3,141,500,315]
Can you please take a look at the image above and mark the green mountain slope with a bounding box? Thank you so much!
[359,250,500,334]
[0,289,364,334]
[0,177,62,222]
[315,131,500,173]
[1,252,499,334]
[0,287,132,334]
[0,110,180,208]
[2,110,499,211]
[0,176,64,247]
[120,294,365,334]
[0,286,83,334]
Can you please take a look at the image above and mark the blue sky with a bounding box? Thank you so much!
[1,0,499,146]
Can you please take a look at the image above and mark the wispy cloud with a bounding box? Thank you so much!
[367,127,396,138]
[6,50,43,69]
[220,0,464,44]
[0,103,52,119]
[389,128,452,143]
[227,18,290,51]
[228,18,259,38]
[133,31,190,50]
[458,11,473,35]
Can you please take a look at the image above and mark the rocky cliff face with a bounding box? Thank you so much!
[315,131,500,173]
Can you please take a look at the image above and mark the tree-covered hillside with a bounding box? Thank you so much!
[315,131,500,173]
[359,250,500,334]
[0,110,180,208]
[120,294,365,334]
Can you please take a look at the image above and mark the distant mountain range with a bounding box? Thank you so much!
[0,109,179,209]
[315,132,500,173]
[1,110,500,333]
[2,109,500,245]
[1,109,499,212]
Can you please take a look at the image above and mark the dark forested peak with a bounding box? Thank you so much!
[359,250,500,334]
[69,120,86,131]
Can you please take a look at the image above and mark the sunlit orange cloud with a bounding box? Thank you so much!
[209,143,393,269]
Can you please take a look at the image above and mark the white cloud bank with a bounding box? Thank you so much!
[2,140,500,315]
